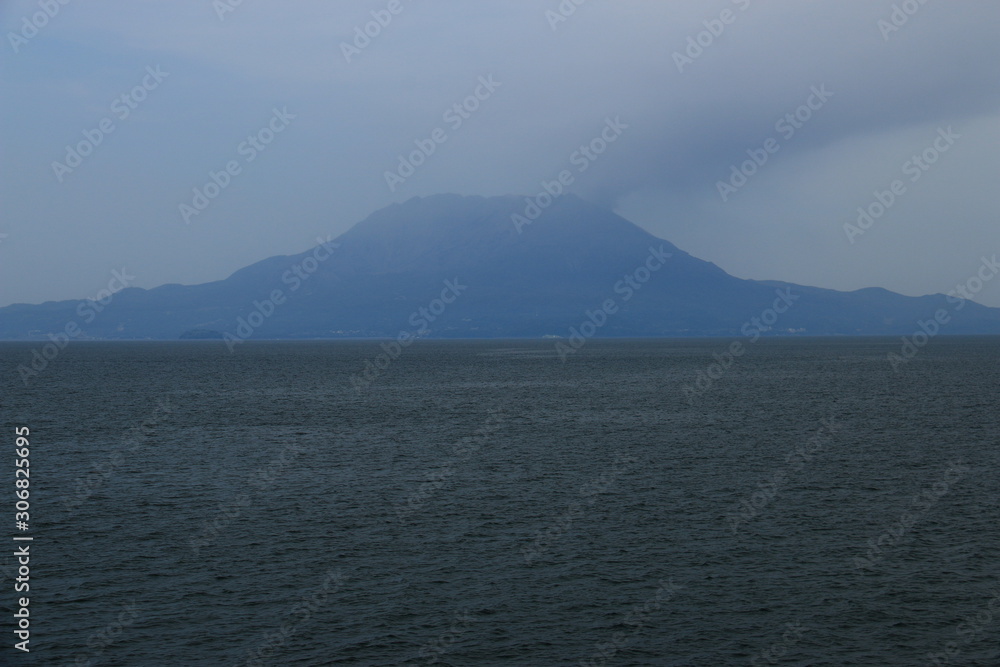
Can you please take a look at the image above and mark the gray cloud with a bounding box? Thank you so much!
[2,0,998,307]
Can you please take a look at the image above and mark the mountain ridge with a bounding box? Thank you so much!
[1,193,998,341]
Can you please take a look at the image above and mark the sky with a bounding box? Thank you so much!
[1,0,999,307]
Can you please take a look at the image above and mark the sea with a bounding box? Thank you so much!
[1,337,998,666]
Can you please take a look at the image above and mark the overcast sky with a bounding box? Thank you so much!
[2,0,999,308]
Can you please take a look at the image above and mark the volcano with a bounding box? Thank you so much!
[2,193,999,341]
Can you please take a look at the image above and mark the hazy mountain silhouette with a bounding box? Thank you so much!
[2,193,999,340]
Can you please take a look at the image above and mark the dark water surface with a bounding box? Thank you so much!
[1,337,998,666]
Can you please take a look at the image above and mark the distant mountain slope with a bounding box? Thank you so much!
[1,193,998,340]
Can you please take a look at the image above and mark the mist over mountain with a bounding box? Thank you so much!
[1,193,998,342]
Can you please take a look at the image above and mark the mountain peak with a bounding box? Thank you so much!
[3,194,1000,340]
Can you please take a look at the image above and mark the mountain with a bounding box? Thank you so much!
[2,193,999,341]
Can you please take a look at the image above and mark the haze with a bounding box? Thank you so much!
[2,0,998,307]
